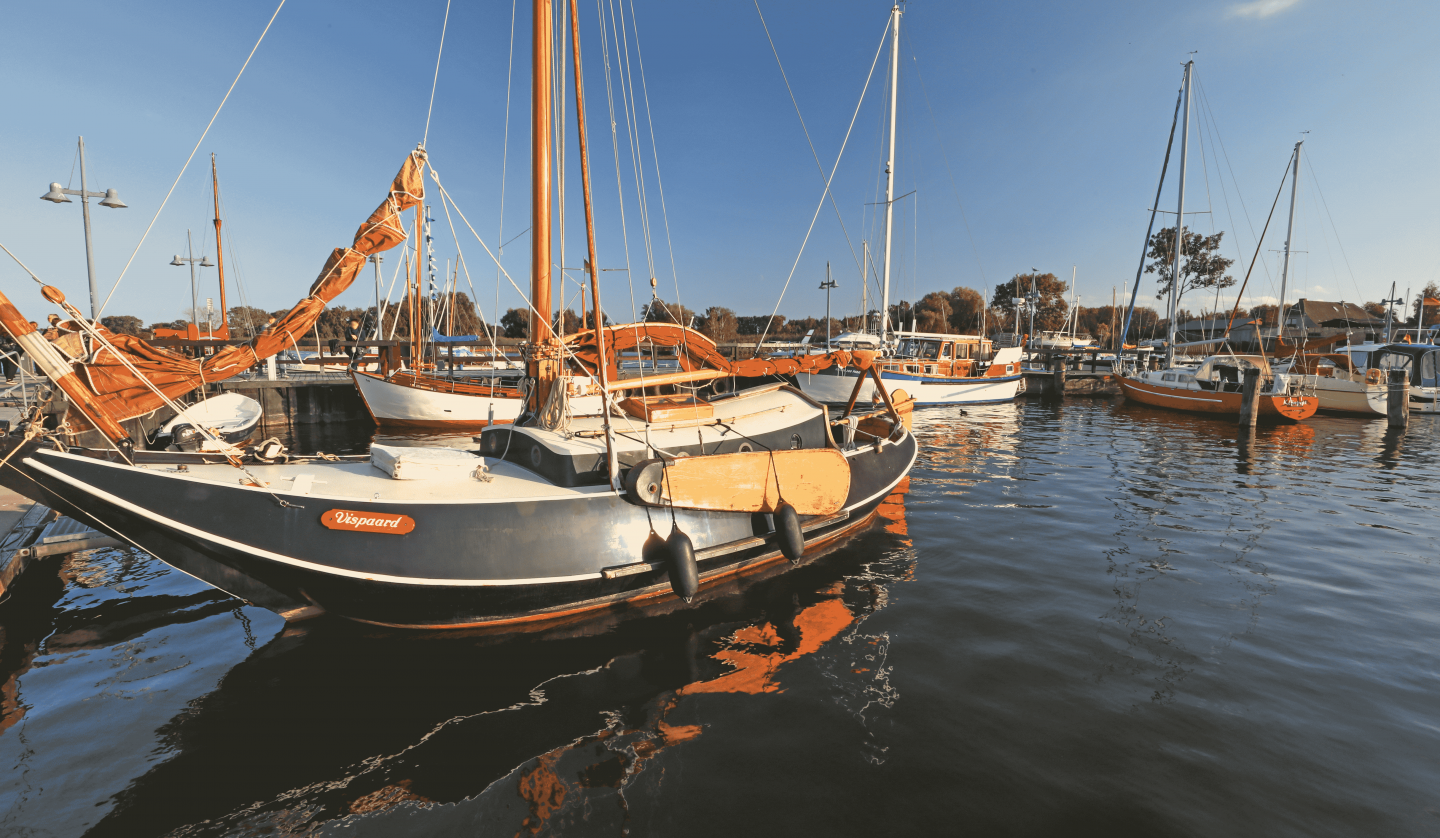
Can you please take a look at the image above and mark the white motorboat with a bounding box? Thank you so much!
[151,392,263,451]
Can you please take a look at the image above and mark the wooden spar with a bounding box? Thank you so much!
[567,0,617,484]
[529,0,557,413]
[606,368,727,391]
[210,154,228,337]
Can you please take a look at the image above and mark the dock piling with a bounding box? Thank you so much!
[1388,370,1409,429]
[1239,368,1260,427]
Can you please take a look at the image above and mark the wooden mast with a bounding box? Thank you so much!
[569,0,619,486]
[528,0,558,412]
[210,154,229,339]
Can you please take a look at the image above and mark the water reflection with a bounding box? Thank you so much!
[56,482,913,836]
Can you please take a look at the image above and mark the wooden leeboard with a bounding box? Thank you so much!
[648,449,850,516]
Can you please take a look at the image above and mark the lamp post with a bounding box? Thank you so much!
[40,136,127,320]
[170,231,214,340]
[819,262,838,349]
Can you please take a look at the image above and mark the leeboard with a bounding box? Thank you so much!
[632,449,851,516]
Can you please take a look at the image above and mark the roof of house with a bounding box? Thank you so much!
[1294,299,1386,327]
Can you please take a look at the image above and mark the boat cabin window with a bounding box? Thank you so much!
[1162,373,1176,382]
[1377,351,1415,382]
[1423,352,1438,387]
[942,343,954,359]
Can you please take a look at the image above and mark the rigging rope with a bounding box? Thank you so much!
[596,0,640,321]
[754,0,865,278]
[1120,78,1183,348]
[98,0,287,319]
[422,0,452,148]
[628,0,686,318]
[754,19,891,353]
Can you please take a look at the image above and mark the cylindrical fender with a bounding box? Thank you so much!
[776,501,804,564]
[666,526,699,603]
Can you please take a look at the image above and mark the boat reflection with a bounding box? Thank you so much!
[76,481,913,836]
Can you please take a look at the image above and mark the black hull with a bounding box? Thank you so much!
[0,433,916,629]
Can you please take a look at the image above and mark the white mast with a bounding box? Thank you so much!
[861,240,869,331]
[1069,265,1077,339]
[1167,59,1192,368]
[880,4,901,345]
[1278,139,1303,342]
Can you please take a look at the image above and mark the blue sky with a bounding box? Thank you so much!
[1,0,1435,327]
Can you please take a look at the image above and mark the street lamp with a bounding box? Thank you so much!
[40,136,127,320]
[819,262,838,349]
[171,231,215,339]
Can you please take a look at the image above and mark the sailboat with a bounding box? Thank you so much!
[1114,60,1317,422]
[795,5,1024,408]
[0,0,917,630]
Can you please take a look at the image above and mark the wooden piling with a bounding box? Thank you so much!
[1388,369,1409,429]
[1239,367,1260,427]
[1050,358,1066,400]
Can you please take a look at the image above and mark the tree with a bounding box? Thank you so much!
[227,306,272,338]
[1363,301,1388,319]
[183,306,224,330]
[553,309,583,335]
[696,306,738,343]
[947,287,986,334]
[1145,226,1235,311]
[100,315,143,336]
[887,300,913,333]
[500,308,529,339]
[735,315,778,336]
[1411,282,1440,327]
[989,273,1068,333]
[913,292,953,333]
[1248,303,1279,327]
[643,298,696,328]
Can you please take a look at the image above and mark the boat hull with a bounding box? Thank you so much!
[353,370,604,429]
[1117,375,1317,421]
[1300,375,1388,416]
[0,432,916,630]
[797,367,1022,406]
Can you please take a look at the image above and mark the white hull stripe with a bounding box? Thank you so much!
[24,439,914,588]
[26,457,607,588]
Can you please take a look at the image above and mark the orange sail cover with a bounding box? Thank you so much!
[27,150,425,437]
[563,322,875,381]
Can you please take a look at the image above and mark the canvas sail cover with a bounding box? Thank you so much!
[564,322,875,381]
[56,150,426,433]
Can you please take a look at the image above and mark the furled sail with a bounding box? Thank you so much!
[564,322,875,381]
[0,150,425,440]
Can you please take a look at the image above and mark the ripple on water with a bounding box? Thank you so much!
[0,399,1437,836]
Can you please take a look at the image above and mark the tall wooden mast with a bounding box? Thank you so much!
[210,154,229,338]
[529,0,558,411]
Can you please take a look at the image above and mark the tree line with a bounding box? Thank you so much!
[96,226,1439,346]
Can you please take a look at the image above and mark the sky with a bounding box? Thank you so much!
[0,0,1436,329]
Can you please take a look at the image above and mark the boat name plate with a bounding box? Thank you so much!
[321,509,416,535]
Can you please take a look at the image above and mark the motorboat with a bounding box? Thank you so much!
[150,392,263,451]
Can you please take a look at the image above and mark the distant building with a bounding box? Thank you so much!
[1169,299,1387,352]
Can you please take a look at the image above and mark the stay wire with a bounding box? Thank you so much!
[754,15,891,353]
[98,0,286,319]
[753,0,866,277]
[422,0,452,148]
[1302,151,1364,302]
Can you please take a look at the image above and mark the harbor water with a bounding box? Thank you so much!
[0,397,1437,836]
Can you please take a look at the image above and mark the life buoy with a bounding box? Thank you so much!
[776,502,805,563]
[666,526,699,603]
[1366,368,1382,385]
